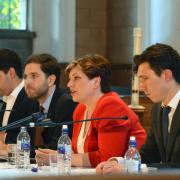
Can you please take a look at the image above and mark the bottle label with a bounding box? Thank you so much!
[17,140,30,151]
[58,146,65,154]
[126,159,140,173]
[58,145,71,154]
[21,141,30,151]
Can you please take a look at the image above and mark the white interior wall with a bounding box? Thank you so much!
[28,0,76,63]
[138,0,180,53]
[137,0,150,51]
[29,0,180,61]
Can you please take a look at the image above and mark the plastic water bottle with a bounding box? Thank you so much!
[124,136,141,173]
[16,127,30,169]
[57,125,71,175]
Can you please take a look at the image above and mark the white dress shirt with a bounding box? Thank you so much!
[165,89,180,132]
[2,80,24,127]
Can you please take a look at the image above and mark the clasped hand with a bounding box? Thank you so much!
[96,160,124,175]
[35,148,57,166]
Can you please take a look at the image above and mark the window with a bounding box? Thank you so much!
[0,0,27,30]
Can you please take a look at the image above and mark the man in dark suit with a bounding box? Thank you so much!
[135,43,180,165]
[96,43,180,174]
[24,53,76,151]
[0,49,39,155]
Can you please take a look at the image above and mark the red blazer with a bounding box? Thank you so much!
[72,92,146,167]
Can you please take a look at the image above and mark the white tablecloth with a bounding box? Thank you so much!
[0,162,96,178]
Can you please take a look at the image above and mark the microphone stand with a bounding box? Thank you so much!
[0,112,46,131]
[35,116,128,127]
[0,114,128,130]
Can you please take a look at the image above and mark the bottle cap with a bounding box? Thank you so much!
[29,122,35,127]
[31,166,38,172]
[21,126,26,131]
[62,125,68,129]
[130,136,136,141]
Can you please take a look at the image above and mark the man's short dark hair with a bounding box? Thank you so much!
[25,53,61,86]
[0,48,22,78]
[134,43,180,83]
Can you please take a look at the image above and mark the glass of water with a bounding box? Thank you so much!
[7,144,17,165]
[49,153,58,175]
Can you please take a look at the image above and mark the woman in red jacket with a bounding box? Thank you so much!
[35,54,146,167]
[65,54,146,167]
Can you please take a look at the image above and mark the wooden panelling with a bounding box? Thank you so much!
[110,64,132,86]
[59,63,132,88]
[121,96,153,131]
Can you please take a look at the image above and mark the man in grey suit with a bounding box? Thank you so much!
[96,43,180,174]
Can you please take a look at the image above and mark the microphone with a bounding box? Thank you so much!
[0,109,15,112]
[0,112,47,131]
[33,116,128,127]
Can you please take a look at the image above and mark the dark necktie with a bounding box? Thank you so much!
[35,105,45,147]
[0,100,6,125]
[39,105,45,114]
[162,106,171,147]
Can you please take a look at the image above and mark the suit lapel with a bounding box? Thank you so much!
[47,88,61,119]
[8,89,24,124]
[166,101,180,161]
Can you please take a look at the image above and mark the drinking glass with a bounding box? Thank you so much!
[7,144,17,165]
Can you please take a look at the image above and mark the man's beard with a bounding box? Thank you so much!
[26,86,48,101]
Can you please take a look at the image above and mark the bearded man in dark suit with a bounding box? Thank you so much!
[24,53,76,151]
